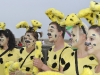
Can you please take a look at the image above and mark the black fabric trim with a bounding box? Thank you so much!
[20,49,35,68]
[59,46,69,71]
[75,51,79,75]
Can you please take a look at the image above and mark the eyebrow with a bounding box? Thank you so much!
[51,26,54,28]
[47,28,54,31]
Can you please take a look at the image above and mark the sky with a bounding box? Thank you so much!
[0,0,100,39]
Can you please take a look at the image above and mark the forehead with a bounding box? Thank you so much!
[87,29,99,36]
[48,24,57,29]
[71,27,79,34]
[25,33,33,37]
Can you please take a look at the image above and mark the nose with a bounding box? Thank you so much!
[85,42,91,46]
[47,33,51,36]
[25,40,30,43]
[69,38,72,41]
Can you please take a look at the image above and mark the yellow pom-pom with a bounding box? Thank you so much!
[84,13,96,25]
[81,68,93,75]
[90,1,100,12]
[45,8,55,15]
[16,21,29,30]
[45,8,65,26]
[0,22,6,30]
[52,9,64,19]
[32,67,39,75]
[5,61,14,75]
[64,13,82,27]
[9,62,20,72]
[31,20,42,27]
[35,41,42,58]
[12,62,20,70]
[77,8,92,18]
[5,61,14,68]
[31,20,42,31]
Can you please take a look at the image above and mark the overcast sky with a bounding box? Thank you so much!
[0,0,100,39]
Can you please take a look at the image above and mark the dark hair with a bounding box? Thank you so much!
[0,29,16,50]
[49,22,65,38]
[89,25,100,34]
[25,27,42,40]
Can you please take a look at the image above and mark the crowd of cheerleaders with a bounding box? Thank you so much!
[1,1,100,75]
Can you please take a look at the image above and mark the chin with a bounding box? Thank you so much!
[71,44,77,48]
[48,39,53,42]
[87,48,94,55]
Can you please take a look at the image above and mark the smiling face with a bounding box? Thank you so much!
[24,32,36,48]
[70,26,86,48]
[0,34,8,46]
[85,29,100,54]
[47,24,60,42]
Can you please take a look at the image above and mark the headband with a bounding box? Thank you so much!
[63,13,87,34]
[16,20,42,31]
[45,8,65,27]
[77,1,100,26]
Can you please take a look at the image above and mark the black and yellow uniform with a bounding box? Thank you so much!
[0,48,20,75]
[46,42,73,71]
[18,47,43,75]
[61,51,98,75]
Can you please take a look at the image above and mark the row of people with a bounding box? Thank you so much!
[0,1,100,75]
[0,22,99,75]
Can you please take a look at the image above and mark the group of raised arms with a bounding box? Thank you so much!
[0,1,100,75]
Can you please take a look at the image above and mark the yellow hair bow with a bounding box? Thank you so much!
[31,20,42,31]
[77,1,100,26]
[63,13,87,34]
[45,8,65,27]
[63,13,83,27]
[0,22,6,30]
[16,20,42,31]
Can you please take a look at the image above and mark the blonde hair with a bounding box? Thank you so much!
[73,22,88,35]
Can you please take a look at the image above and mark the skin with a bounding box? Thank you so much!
[70,26,88,58]
[0,33,9,50]
[47,25,60,42]
[24,33,36,48]
[85,29,100,73]
[86,29,100,54]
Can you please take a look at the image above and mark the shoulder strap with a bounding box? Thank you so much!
[0,49,9,57]
[20,49,35,68]
[75,50,79,75]
[59,46,69,71]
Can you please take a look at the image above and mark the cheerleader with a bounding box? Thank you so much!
[0,22,20,75]
[9,20,43,75]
